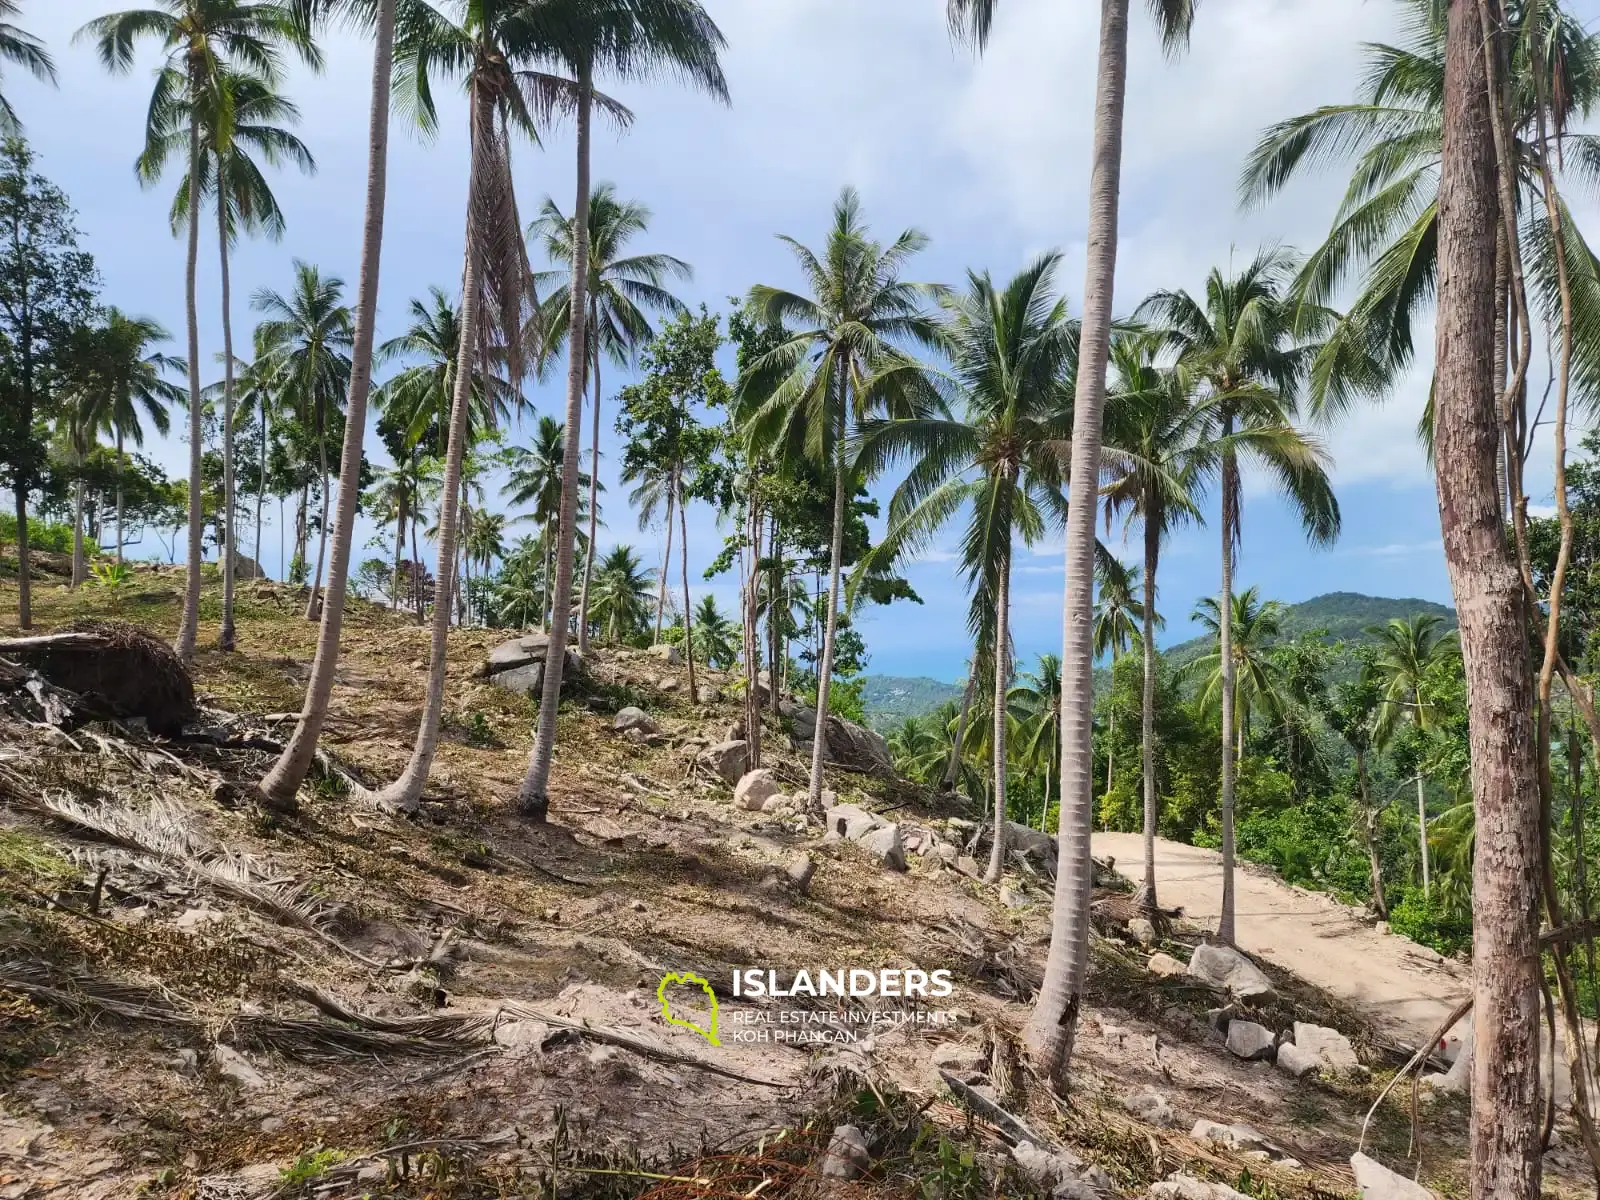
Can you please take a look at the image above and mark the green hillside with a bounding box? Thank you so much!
[1162,590,1456,670]
[859,675,963,731]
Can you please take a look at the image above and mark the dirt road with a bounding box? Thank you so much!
[1092,831,1469,1046]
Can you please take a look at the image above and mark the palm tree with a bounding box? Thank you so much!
[0,1,56,134]
[1011,653,1063,834]
[255,0,399,806]
[692,594,738,669]
[77,0,317,662]
[229,344,288,578]
[888,715,945,786]
[1370,613,1458,900]
[1186,587,1290,754]
[504,416,592,629]
[250,261,353,620]
[140,64,315,648]
[518,0,728,822]
[377,287,517,455]
[1139,250,1341,946]
[946,0,1198,1085]
[737,188,942,810]
[530,183,690,655]
[856,254,1075,880]
[1093,555,1153,810]
[588,544,653,644]
[365,458,415,609]
[1101,332,1213,910]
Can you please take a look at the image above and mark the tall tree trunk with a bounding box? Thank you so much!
[578,301,601,656]
[519,67,593,820]
[807,407,850,809]
[541,516,554,630]
[1027,0,1129,1088]
[392,494,405,610]
[306,429,330,620]
[743,495,763,767]
[295,481,307,578]
[679,467,698,699]
[769,518,783,715]
[1415,767,1432,898]
[1040,722,1055,833]
[115,427,125,565]
[219,200,238,650]
[655,482,674,642]
[1436,1,1542,1193]
[254,406,267,579]
[1105,648,1117,803]
[1357,748,1388,919]
[13,478,29,628]
[411,487,423,620]
[175,90,205,663]
[1139,509,1160,910]
[70,465,85,588]
[945,669,976,793]
[985,540,1013,884]
[257,0,397,807]
[1218,446,1239,944]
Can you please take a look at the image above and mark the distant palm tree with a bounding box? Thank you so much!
[1370,612,1459,899]
[588,544,653,645]
[1011,653,1063,833]
[692,594,738,669]
[377,287,516,456]
[504,416,594,629]
[739,187,943,810]
[0,1,56,134]
[1093,555,1153,811]
[531,183,690,654]
[365,458,417,610]
[888,714,945,787]
[1186,587,1290,753]
[251,261,353,619]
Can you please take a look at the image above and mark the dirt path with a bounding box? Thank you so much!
[1092,831,1469,1046]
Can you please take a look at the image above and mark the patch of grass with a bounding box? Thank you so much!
[279,1146,347,1186]
[0,829,74,889]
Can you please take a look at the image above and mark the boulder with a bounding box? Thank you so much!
[1188,943,1275,1000]
[488,632,552,671]
[232,553,265,580]
[1293,1022,1361,1075]
[1275,1042,1321,1079]
[1127,917,1156,947]
[819,1124,870,1180]
[824,803,883,841]
[1011,1142,1100,1199]
[696,685,720,704]
[1351,1153,1437,1200]
[785,855,815,892]
[1122,1088,1175,1127]
[734,769,783,811]
[1225,1020,1276,1061]
[1147,952,1187,978]
[761,792,793,813]
[613,706,659,735]
[858,824,907,871]
[490,662,544,696]
[648,643,682,665]
[212,1044,266,1090]
[1190,1121,1265,1152]
[658,676,680,693]
[1149,1175,1254,1200]
[1006,820,1057,866]
[781,697,818,738]
[699,740,749,785]
[820,714,894,775]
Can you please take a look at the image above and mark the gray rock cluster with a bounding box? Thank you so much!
[485,632,581,696]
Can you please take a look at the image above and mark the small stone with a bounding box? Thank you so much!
[999,885,1024,908]
[542,907,559,922]
[819,1124,870,1180]
[1127,917,1156,947]
[212,1044,266,1090]
[658,676,680,692]
[259,1117,284,1134]
[174,907,224,931]
[1225,1020,1276,1061]
[786,856,816,892]
[1293,1021,1361,1075]
[1122,1088,1175,1127]
[613,706,659,735]
[173,1048,199,1075]
[648,643,682,665]
[696,685,719,704]
[1147,952,1187,978]
[1190,1121,1265,1152]
[1351,1152,1437,1200]
[630,900,647,912]
[1376,921,1392,935]
[1150,1174,1255,1200]
[492,1020,549,1048]
[858,824,906,871]
[734,769,783,811]
[1276,1041,1321,1078]
[588,1044,620,1067]
[955,854,982,877]
[1188,942,1276,1000]
[761,792,792,813]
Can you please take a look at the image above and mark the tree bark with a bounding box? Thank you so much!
[257,0,396,807]
[175,82,205,663]
[769,517,783,716]
[806,405,850,809]
[219,196,238,651]
[115,427,125,564]
[985,539,1012,884]
[1357,748,1388,919]
[1104,650,1116,804]
[519,65,593,819]
[654,480,673,642]
[1415,768,1432,898]
[392,491,405,610]
[1139,506,1159,911]
[70,468,85,588]
[577,300,601,655]
[254,405,267,578]
[1218,438,1239,944]
[679,466,697,699]
[1027,0,1129,1089]
[945,668,976,793]
[743,494,763,768]
[1435,1,1543,1194]
[306,433,329,620]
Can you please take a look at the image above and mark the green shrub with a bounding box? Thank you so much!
[1388,889,1472,958]
[0,513,73,554]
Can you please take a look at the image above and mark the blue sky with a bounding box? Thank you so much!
[15,0,1585,679]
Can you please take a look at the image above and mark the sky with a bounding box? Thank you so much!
[13,0,1595,680]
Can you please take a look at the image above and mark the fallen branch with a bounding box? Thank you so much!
[939,1068,1048,1148]
[1360,997,1472,1154]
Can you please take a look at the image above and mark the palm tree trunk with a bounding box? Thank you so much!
[70,466,85,588]
[306,426,330,619]
[254,406,267,578]
[519,65,594,820]
[578,302,601,655]
[392,493,405,610]
[1218,444,1239,944]
[219,197,238,651]
[1435,0,1542,1191]
[1027,0,1130,1088]
[411,491,424,620]
[115,427,125,565]
[945,669,976,793]
[1415,769,1432,899]
[807,405,851,809]
[744,495,763,767]
[1357,748,1388,919]
[175,87,205,664]
[257,0,397,809]
[1040,723,1055,833]
[769,518,783,715]
[1138,512,1160,911]
[541,517,554,629]
[679,467,698,699]
[295,482,307,578]
[655,482,674,642]
[13,480,30,628]
[985,540,1012,884]
[1105,648,1117,802]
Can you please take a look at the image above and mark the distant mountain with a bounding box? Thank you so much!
[1161,591,1457,669]
[859,675,963,731]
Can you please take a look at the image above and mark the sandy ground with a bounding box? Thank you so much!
[1092,832,1470,1046]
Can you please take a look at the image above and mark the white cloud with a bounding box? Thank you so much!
[1341,540,1445,559]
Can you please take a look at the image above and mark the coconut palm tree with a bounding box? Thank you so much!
[250,261,352,619]
[530,183,690,655]
[692,594,738,670]
[1100,332,1214,910]
[945,0,1198,1084]
[504,415,593,629]
[888,714,945,786]
[77,0,317,662]
[1186,587,1290,753]
[1011,653,1063,833]
[1370,613,1459,899]
[517,0,728,821]
[1093,555,1153,810]
[139,64,315,648]
[365,457,416,609]
[0,1,56,135]
[587,544,653,644]
[1139,249,1340,946]
[736,188,943,811]
[855,254,1076,880]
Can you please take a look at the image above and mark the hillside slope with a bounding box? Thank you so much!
[859,675,963,731]
[1161,591,1456,669]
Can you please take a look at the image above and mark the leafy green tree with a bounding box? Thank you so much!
[377,287,515,455]
[1325,646,1390,917]
[0,1,55,135]
[0,138,98,628]
[587,544,653,645]
[692,594,737,669]
[1094,555,1154,811]
[504,414,592,630]
[1185,587,1290,750]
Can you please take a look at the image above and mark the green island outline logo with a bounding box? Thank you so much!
[656,971,720,1046]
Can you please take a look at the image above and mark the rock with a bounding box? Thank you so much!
[174,907,223,931]
[858,824,906,871]
[492,1020,549,1048]
[786,855,816,893]
[1191,1121,1265,1152]
[999,885,1025,908]
[1188,942,1275,1000]
[173,1048,200,1075]
[1005,820,1057,866]
[1225,1020,1276,1061]
[212,1044,266,1090]
[824,803,883,841]
[930,1039,986,1075]
[698,740,749,785]
[1276,1042,1321,1078]
[658,676,680,693]
[1122,1088,1175,1127]
[488,632,551,671]
[818,714,894,775]
[1351,1152,1437,1200]
[232,554,264,580]
[1128,917,1156,947]
[930,841,960,866]
[259,1116,285,1133]
[1147,952,1187,978]
[696,685,720,704]
[649,642,682,665]
[955,854,983,877]
[761,792,792,813]
[734,769,782,812]
[1376,921,1392,935]
[819,1124,870,1180]
[1149,1174,1255,1200]
[490,662,544,695]
[1293,1022,1361,1075]
[613,706,658,735]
